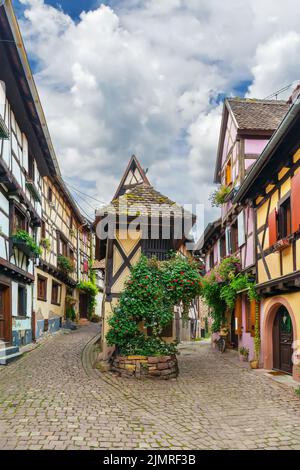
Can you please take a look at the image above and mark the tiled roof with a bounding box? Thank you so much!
[99,183,192,219]
[227,98,289,131]
[92,259,105,270]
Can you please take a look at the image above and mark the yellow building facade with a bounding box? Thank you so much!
[234,97,300,381]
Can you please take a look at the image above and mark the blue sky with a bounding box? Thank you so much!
[14,0,300,229]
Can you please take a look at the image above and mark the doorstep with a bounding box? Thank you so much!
[253,368,299,390]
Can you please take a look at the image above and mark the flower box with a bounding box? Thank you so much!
[11,232,41,259]
[273,238,291,252]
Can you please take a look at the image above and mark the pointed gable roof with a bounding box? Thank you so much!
[113,154,150,200]
[214,97,289,183]
[98,155,195,224]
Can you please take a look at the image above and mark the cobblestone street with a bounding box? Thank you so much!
[0,323,300,450]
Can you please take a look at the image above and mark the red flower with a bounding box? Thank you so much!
[180,271,184,275]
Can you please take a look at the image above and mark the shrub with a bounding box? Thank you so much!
[106,254,202,356]
[66,304,76,321]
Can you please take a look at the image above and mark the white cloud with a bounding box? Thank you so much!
[16,0,300,228]
[247,32,300,98]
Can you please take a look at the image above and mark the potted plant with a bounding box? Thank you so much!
[11,229,42,258]
[273,238,291,252]
[209,185,232,207]
[57,255,75,275]
[40,237,51,251]
[250,302,260,369]
[239,346,249,362]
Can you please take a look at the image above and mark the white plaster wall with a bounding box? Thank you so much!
[12,281,18,317]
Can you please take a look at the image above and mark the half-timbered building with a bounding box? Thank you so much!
[95,155,196,359]
[34,176,93,338]
[200,98,289,358]
[0,2,58,356]
[0,2,95,360]
[233,91,300,381]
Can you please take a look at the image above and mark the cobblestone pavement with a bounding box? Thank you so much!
[0,324,300,450]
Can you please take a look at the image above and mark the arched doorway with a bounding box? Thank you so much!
[272,306,293,374]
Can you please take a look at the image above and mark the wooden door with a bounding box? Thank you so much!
[273,306,293,374]
[230,311,238,349]
[0,284,11,342]
[79,293,88,319]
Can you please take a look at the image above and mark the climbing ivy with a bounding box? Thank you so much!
[200,256,259,332]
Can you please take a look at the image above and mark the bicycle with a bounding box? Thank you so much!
[216,327,229,353]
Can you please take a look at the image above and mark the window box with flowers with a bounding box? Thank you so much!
[210,185,232,207]
[57,255,75,275]
[11,230,42,258]
[273,237,292,252]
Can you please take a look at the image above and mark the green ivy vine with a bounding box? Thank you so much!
[106,254,202,356]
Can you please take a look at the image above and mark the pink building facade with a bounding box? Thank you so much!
[199,98,289,358]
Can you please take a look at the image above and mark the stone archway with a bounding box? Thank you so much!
[263,297,297,378]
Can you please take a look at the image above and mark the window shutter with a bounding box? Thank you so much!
[24,287,27,317]
[291,171,300,233]
[225,227,231,255]
[250,300,257,337]
[238,211,245,247]
[217,239,221,263]
[83,259,89,273]
[268,208,278,246]
[235,295,242,336]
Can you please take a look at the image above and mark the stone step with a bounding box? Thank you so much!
[0,351,23,365]
[0,345,19,358]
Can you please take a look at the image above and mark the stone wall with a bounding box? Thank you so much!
[111,354,178,379]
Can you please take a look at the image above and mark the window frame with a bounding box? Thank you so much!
[17,284,27,318]
[51,281,61,306]
[37,275,47,302]
[13,206,27,232]
[230,221,239,254]
[278,193,292,240]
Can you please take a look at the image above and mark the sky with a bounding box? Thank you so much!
[13,0,300,235]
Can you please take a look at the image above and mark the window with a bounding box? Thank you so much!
[48,187,53,203]
[41,220,46,239]
[28,153,35,180]
[58,233,68,257]
[37,275,47,301]
[225,159,232,186]
[220,235,226,259]
[51,281,61,305]
[231,222,239,254]
[142,238,173,261]
[245,296,251,333]
[209,250,214,269]
[278,197,291,239]
[14,207,27,232]
[18,285,27,317]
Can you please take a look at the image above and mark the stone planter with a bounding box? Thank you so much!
[111,354,178,379]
